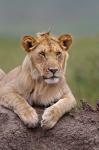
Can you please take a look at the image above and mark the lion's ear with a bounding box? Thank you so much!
[21,35,37,52]
[58,34,72,50]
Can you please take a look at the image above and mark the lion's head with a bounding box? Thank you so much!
[21,32,72,84]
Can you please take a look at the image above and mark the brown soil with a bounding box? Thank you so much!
[0,100,99,150]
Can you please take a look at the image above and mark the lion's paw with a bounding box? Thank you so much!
[41,106,59,129]
[19,107,39,128]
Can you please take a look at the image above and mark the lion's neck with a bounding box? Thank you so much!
[22,55,40,80]
[22,55,31,73]
[29,77,67,106]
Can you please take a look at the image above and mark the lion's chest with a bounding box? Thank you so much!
[29,81,66,106]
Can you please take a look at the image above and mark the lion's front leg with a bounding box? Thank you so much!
[0,93,38,128]
[41,93,76,129]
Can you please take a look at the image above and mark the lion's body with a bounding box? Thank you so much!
[0,32,76,129]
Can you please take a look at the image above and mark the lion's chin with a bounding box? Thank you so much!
[44,78,59,84]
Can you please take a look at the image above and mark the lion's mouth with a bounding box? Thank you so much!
[43,75,59,79]
[43,76,60,84]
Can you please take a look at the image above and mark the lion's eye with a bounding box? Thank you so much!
[39,51,46,57]
[56,51,62,57]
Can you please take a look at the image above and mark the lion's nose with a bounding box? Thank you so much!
[48,68,58,74]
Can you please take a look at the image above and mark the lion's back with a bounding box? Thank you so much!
[0,69,6,81]
[0,66,21,85]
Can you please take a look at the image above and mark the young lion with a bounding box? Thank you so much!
[0,32,76,129]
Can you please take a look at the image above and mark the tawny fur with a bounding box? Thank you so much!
[0,32,76,129]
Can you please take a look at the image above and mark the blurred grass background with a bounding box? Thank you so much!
[67,36,99,106]
[0,36,98,106]
[0,0,99,106]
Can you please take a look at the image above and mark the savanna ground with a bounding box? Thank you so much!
[0,36,99,106]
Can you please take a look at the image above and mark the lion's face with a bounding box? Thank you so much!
[21,32,72,84]
[29,41,66,84]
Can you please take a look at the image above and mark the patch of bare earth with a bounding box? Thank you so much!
[0,100,99,150]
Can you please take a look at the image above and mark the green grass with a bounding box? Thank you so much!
[0,37,25,72]
[67,36,99,106]
[0,36,99,106]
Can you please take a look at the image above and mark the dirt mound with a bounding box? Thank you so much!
[0,100,99,150]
